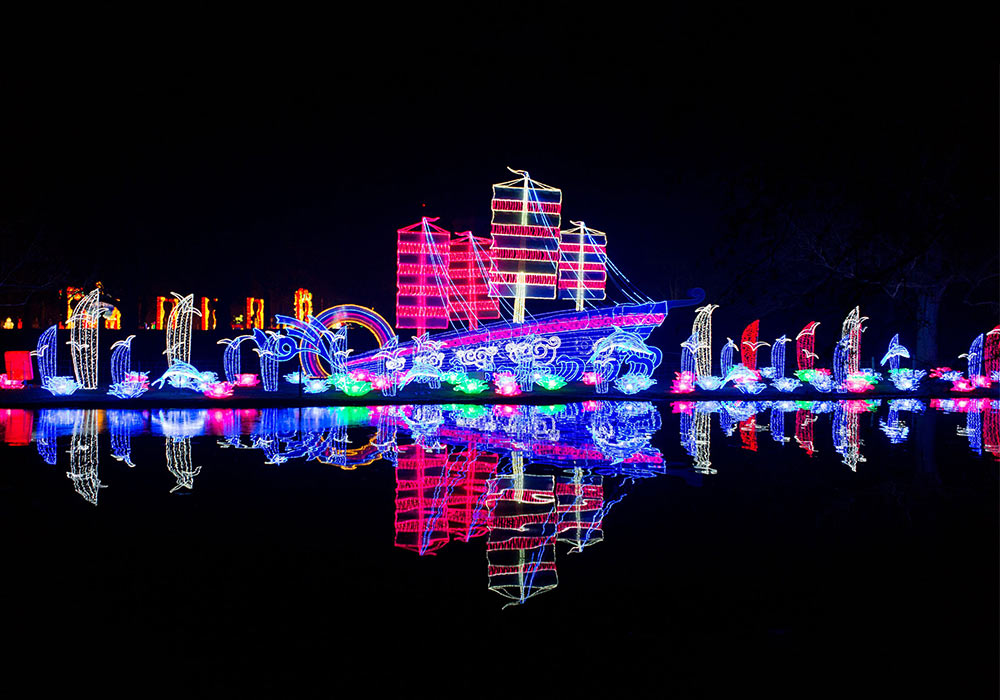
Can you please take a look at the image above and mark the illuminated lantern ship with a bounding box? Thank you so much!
[276,168,701,396]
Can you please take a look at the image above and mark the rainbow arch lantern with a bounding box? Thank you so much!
[276,305,395,379]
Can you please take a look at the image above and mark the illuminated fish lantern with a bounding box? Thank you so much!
[879,334,911,372]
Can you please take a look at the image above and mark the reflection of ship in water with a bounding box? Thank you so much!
[391,439,615,605]
[676,398,1000,472]
[68,410,104,505]
[8,398,996,603]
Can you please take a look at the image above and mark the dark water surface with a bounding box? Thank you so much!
[0,400,996,696]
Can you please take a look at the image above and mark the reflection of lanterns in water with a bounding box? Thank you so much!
[166,437,201,493]
[68,410,105,505]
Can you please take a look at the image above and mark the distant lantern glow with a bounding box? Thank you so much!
[246,298,265,329]
[294,288,313,322]
[199,297,217,330]
[104,307,121,329]
[154,295,177,330]
[487,168,563,323]
[396,217,452,335]
[62,286,84,328]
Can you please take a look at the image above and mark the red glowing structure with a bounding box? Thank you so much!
[0,408,33,445]
[154,295,177,330]
[199,297,217,330]
[396,217,452,336]
[394,444,500,555]
[447,231,500,330]
[104,307,121,329]
[740,320,764,371]
[245,298,265,330]
[739,416,758,451]
[487,169,562,323]
[985,400,999,461]
[394,445,452,555]
[447,448,501,543]
[558,221,607,312]
[985,325,1000,376]
[60,286,84,329]
[4,351,33,382]
[796,321,820,371]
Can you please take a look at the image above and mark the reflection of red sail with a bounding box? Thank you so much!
[394,444,501,554]
[795,409,816,456]
[984,399,999,461]
[555,473,605,551]
[0,408,33,446]
[447,447,499,542]
[394,445,452,555]
[486,472,559,606]
[740,416,758,451]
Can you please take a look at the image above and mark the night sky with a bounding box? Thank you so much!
[2,24,996,348]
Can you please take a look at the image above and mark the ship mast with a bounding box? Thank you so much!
[487,168,563,324]
[557,220,608,312]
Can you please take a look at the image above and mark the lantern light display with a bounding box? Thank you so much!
[691,304,718,378]
[740,320,768,372]
[487,168,563,323]
[154,295,177,331]
[880,334,911,371]
[0,374,24,390]
[558,221,607,312]
[720,338,738,379]
[165,293,201,368]
[68,288,109,389]
[985,325,1000,376]
[43,376,80,396]
[34,325,58,387]
[796,321,820,371]
[245,298,265,329]
[108,335,149,398]
[772,377,801,393]
[293,288,313,323]
[61,287,84,328]
[764,335,790,379]
[199,297,217,331]
[104,307,121,330]
[396,217,452,335]
[961,333,984,378]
